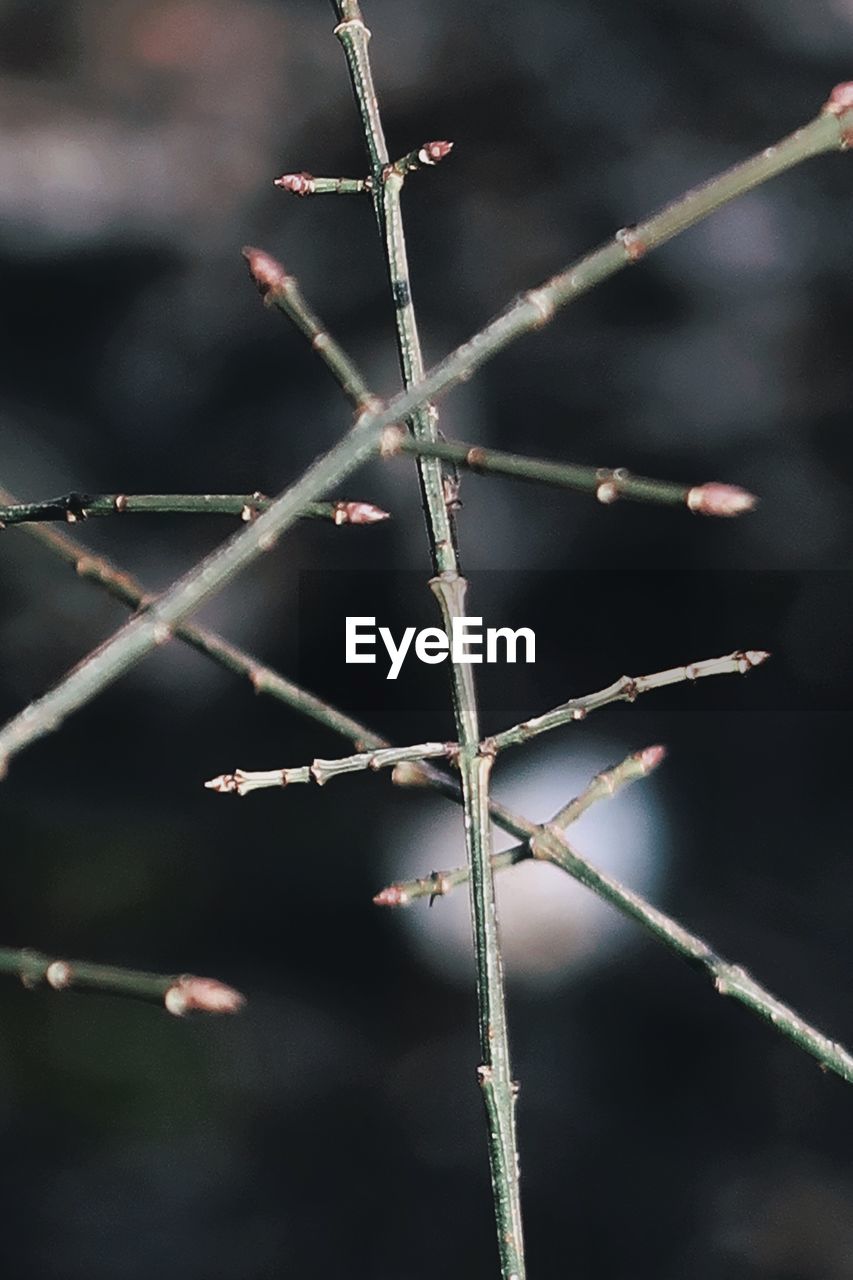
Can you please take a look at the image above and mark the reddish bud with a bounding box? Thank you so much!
[738,650,770,672]
[638,744,667,774]
[686,483,757,517]
[333,500,391,526]
[274,171,316,196]
[165,976,245,1017]
[418,140,453,165]
[373,884,410,907]
[242,246,289,298]
[825,83,853,115]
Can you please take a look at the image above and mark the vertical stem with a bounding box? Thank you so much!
[331,3,525,1273]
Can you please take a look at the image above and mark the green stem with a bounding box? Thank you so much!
[275,172,370,196]
[389,436,756,516]
[331,3,524,1270]
[0,492,388,527]
[0,947,244,1015]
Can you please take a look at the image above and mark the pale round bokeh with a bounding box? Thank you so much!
[384,736,670,988]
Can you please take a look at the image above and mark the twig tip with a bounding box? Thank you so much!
[638,744,667,773]
[242,246,289,298]
[373,884,410,908]
[686,483,758,517]
[274,171,316,196]
[165,976,246,1017]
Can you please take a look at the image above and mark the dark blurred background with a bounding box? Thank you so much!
[2,0,853,1276]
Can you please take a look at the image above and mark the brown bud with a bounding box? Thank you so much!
[418,140,454,166]
[333,501,391,526]
[242,246,289,298]
[686,483,757,517]
[274,171,316,196]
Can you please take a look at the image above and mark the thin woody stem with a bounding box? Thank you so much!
[204,741,456,795]
[242,247,375,412]
[0,947,244,1015]
[377,745,667,906]
[274,143,451,196]
[486,650,770,754]
[331,2,523,1270]
[387,434,757,517]
[1,89,850,773]
[0,493,389,527]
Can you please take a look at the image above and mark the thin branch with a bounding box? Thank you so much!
[1,89,849,774]
[0,492,389,527]
[204,740,456,795]
[385,433,757,516]
[275,172,369,196]
[243,247,376,412]
[0,947,244,1015]
[376,744,666,907]
[274,142,452,196]
[331,1,523,1270]
[485,650,770,754]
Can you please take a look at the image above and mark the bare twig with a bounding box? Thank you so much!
[384,433,757,516]
[485,650,769,754]
[0,492,389,527]
[0,946,244,1015]
[274,141,452,196]
[204,741,456,795]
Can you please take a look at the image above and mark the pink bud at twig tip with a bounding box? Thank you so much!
[333,501,391,525]
[825,83,853,115]
[419,140,453,166]
[373,885,409,908]
[686,483,757,517]
[164,976,245,1017]
[638,744,667,773]
[274,171,316,196]
[242,246,289,298]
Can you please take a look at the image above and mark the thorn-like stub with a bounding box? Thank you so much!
[165,975,245,1017]
[242,246,289,299]
[465,447,487,472]
[615,225,647,262]
[373,884,410,907]
[46,960,73,990]
[596,479,620,505]
[738,649,770,672]
[114,494,128,514]
[380,425,405,458]
[392,761,430,787]
[274,171,316,196]
[418,140,454,165]
[687,482,758,517]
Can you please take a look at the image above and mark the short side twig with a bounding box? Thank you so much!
[204,741,457,795]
